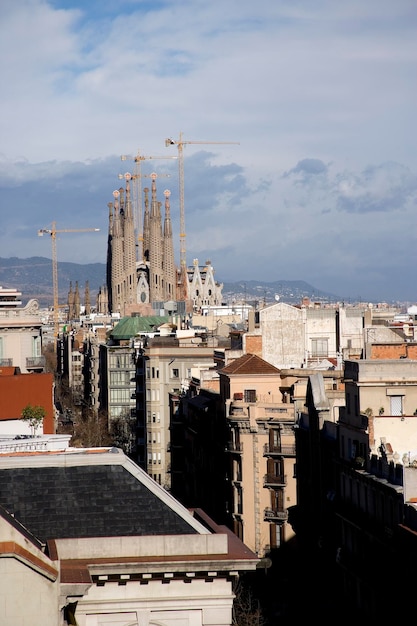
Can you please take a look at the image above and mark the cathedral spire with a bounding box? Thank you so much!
[163,189,176,301]
[149,173,164,302]
[122,173,137,309]
[84,281,91,316]
[143,187,150,262]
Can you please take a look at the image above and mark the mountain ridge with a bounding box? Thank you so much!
[0,257,340,308]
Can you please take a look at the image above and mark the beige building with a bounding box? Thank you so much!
[0,286,44,373]
[343,359,417,464]
[220,353,297,556]
[0,444,259,626]
[138,337,217,489]
[249,301,369,369]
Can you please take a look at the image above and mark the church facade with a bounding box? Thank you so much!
[98,172,223,317]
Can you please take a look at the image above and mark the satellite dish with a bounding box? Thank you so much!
[274,294,280,302]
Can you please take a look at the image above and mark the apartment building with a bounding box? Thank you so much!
[292,360,417,620]
[218,353,297,556]
[343,359,417,460]
[133,336,217,489]
[0,286,45,372]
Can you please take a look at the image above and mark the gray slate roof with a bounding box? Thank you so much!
[0,449,199,544]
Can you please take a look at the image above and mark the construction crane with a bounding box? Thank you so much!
[121,151,177,261]
[37,222,100,344]
[164,132,239,269]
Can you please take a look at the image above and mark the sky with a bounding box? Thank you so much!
[0,0,416,303]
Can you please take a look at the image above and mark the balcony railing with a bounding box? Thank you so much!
[264,507,288,522]
[26,356,45,369]
[0,358,13,367]
[264,473,287,487]
[226,441,243,453]
[263,443,296,457]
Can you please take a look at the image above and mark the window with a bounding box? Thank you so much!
[244,389,256,403]
[110,388,131,403]
[110,371,132,385]
[311,338,328,357]
[32,335,41,357]
[172,368,179,378]
[237,486,243,514]
[109,352,131,368]
[390,395,403,416]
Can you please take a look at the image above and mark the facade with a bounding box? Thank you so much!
[292,361,417,620]
[170,382,228,529]
[0,286,45,373]
[0,367,55,434]
[251,301,368,369]
[219,353,297,556]
[104,173,223,317]
[93,315,219,488]
[0,444,259,626]
[0,503,59,626]
[187,259,224,311]
[342,358,417,461]
[133,336,218,489]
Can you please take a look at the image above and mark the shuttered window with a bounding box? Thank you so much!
[390,395,403,416]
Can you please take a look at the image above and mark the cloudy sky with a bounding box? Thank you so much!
[0,0,416,302]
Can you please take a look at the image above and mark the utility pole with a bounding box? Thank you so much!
[164,133,239,270]
[38,222,100,346]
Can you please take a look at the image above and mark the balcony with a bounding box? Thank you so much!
[228,404,249,418]
[263,443,296,457]
[26,356,45,370]
[226,441,243,454]
[0,358,13,367]
[264,507,288,523]
[263,473,287,487]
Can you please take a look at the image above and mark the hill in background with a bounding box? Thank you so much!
[0,257,339,309]
[0,257,106,308]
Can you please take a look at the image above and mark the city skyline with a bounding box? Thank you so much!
[0,1,416,302]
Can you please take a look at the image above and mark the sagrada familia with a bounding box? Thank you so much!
[94,172,224,318]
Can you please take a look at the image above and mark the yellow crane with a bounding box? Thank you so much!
[164,132,239,268]
[37,222,100,343]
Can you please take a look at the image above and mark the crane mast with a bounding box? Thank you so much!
[38,222,100,346]
[165,132,239,269]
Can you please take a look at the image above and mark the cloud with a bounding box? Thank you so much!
[0,0,416,302]
[335,162,417,213]
[283,158,329,178]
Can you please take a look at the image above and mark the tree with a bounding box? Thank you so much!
[232,578,266,626]
[21,404,46,436]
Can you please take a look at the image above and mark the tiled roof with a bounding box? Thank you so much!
[220,353,280,376]
[0,448,201,544]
